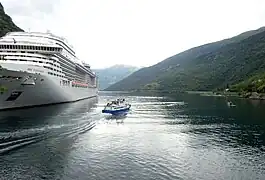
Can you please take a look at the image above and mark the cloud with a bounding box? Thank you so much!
[2,0,61,32]
[2,0,59,16]
[1,0,265,69]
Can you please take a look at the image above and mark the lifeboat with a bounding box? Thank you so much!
[72,81,89,87]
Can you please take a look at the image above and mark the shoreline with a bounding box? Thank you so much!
[186,91,265,100]
[103,89,265,100]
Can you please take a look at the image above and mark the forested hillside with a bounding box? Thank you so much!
[0,3,23,37]
[106,26,265,92]
[93,65,139,90]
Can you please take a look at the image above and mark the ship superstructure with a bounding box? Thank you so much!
[0,31,98,110]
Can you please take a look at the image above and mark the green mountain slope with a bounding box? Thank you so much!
[106,26,265,92]
[230,72,265,93]
[0,3,23,37]
[92,64,140,90]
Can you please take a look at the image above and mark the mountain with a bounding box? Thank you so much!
[0,2,23,37]
[106,26,265,92]
[92,64,140,90]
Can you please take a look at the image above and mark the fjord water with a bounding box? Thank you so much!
[0,92,264,180]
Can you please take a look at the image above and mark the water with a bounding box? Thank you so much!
[0,91,264,180]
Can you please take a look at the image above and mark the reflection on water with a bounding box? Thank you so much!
[0,92,265,180]
[0,97,98,156]
[0,97,98,131]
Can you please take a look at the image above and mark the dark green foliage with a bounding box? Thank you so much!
[230,73,265,93]
[0,3,23,37]
[106,26,265,92]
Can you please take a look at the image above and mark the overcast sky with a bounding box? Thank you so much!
[1,0,265,69]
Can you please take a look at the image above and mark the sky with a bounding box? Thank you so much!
[1,0,265,69]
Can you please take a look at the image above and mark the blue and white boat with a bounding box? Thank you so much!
[102,98,131,115]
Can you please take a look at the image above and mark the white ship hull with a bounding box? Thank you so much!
[0,68,98,110]
[0,31,99,110]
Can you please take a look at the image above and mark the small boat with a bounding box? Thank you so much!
[102,98,131,115]
[227,101,236,107]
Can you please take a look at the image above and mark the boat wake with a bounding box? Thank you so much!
[130,101,185,106]
[0,131,49,155]
[0,120,96,155]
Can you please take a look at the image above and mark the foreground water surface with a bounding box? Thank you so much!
[0,91,265,180]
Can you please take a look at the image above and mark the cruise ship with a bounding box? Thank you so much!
[0,31,98,110]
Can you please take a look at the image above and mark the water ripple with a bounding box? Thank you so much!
[0,94,265,180]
